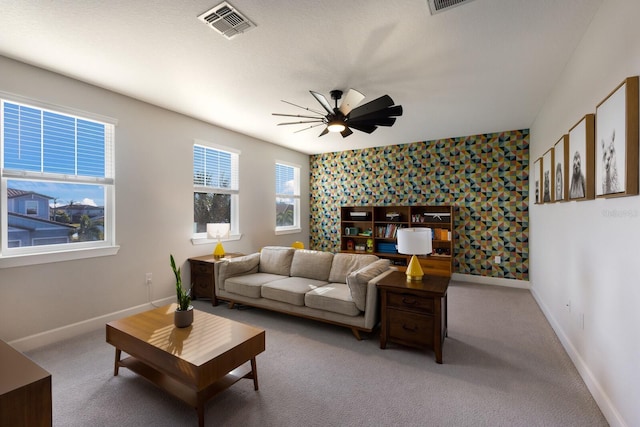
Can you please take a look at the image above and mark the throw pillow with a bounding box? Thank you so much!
[329,253,379,284]
[259,246,295,276]
[216,253,260,290]
[290,249,334,281]
[346,259,391,311]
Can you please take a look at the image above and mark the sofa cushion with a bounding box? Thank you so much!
[290,249,334,281]
[259,246,296,276]
[328,253,379,284]
[305,283,360,317]
[346,259,391,311]
[261,277,328,306]
[225,273,286,298]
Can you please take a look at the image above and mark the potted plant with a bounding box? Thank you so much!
[170,254,193,328]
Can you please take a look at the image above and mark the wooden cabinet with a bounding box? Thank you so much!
[189,253,243,306]
[0,340,52,427]
[377,271,449,363]
[340,205,454,277]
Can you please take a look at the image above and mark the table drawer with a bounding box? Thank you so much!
[387,291,434,313]
[191,262,213,275]
[388,309,433,347]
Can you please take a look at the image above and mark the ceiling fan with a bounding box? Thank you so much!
[273,89,403,138]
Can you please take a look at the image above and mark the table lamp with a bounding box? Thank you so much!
[207,223,230,259]
[397,228,432,282]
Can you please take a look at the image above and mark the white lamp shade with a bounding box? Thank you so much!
[207,223,230,239]
[397,228,432,255]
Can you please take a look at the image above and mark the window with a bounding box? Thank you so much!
[193,141,239,239]
[275,162,300,234]
[25,201,38,216]
[1,96,117,266]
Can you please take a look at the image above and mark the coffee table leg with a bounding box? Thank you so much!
[197,405,205,427]
[113,349,121,376]
[251,357,259,390]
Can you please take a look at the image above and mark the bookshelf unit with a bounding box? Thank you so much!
[340,205,454,277]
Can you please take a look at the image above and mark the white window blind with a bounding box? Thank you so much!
[2,101,114,183]
[193,143,238,192]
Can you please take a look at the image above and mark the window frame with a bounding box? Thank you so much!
[0,92,119,268]
[275,161,301,235]
[25,200,38,216]
[191,139,241,245]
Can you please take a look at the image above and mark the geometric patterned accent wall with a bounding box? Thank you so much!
[309,129,529,280]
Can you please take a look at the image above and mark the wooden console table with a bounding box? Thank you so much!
[189,253,243,305]
[0,340,52,426]
[377,270,449,363]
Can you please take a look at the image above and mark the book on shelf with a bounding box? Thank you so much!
[432,228,450,240]
[375,224,403,238]
[385,212,401,220]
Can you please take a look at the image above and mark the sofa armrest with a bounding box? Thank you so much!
[214,252,260,291]
[363,268,394,330]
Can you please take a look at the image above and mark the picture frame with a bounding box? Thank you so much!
[553,135,569,202]
[542,148,554,203]
[533,158,542,204]
[595,76,639,198]
[568,114,595,201]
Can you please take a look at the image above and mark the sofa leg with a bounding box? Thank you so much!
[229,301,236,309]
[351,328,362,341]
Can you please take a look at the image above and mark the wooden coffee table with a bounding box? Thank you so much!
[106,304,265,427]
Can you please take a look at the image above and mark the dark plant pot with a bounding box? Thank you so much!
[174,306,194,328]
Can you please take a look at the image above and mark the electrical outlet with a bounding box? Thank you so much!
[145,273,152,286]
[494,255,501,264]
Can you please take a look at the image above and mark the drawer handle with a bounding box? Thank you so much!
[402,297,418,305]
[402,324,418,332]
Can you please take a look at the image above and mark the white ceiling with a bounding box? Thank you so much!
[0,0,602,155]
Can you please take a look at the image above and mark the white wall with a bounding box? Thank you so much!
[0,56,309,346]
[529,1,640,426]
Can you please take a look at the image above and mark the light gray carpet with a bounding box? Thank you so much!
[27,281,608,426]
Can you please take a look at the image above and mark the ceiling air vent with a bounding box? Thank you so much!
[427,0,476,15]
[197,2,255,39]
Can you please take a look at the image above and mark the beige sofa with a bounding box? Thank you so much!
[214,246,393,339]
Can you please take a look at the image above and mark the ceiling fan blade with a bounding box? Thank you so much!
[281,100,325,116]
[348,122,378,134]
[348,95,394,120]
[349,116,396,127]
[278,120,325,126]
[318,127,329,137]
[371,117,396,127]
[347,105,403,124]
[338,89,365,116]
[310,91,334,114]
[294,123,326,133]
[383,105,403,117]
[273,113,324,119]
[379,117,396,127]
[340,127,354,138]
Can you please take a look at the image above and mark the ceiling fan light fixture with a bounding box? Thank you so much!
[327,119,346,133]
[274,88,402,138]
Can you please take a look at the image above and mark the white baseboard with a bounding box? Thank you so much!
[451,273,530,289]
[530,287,626,427]
[9,296,174,353]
